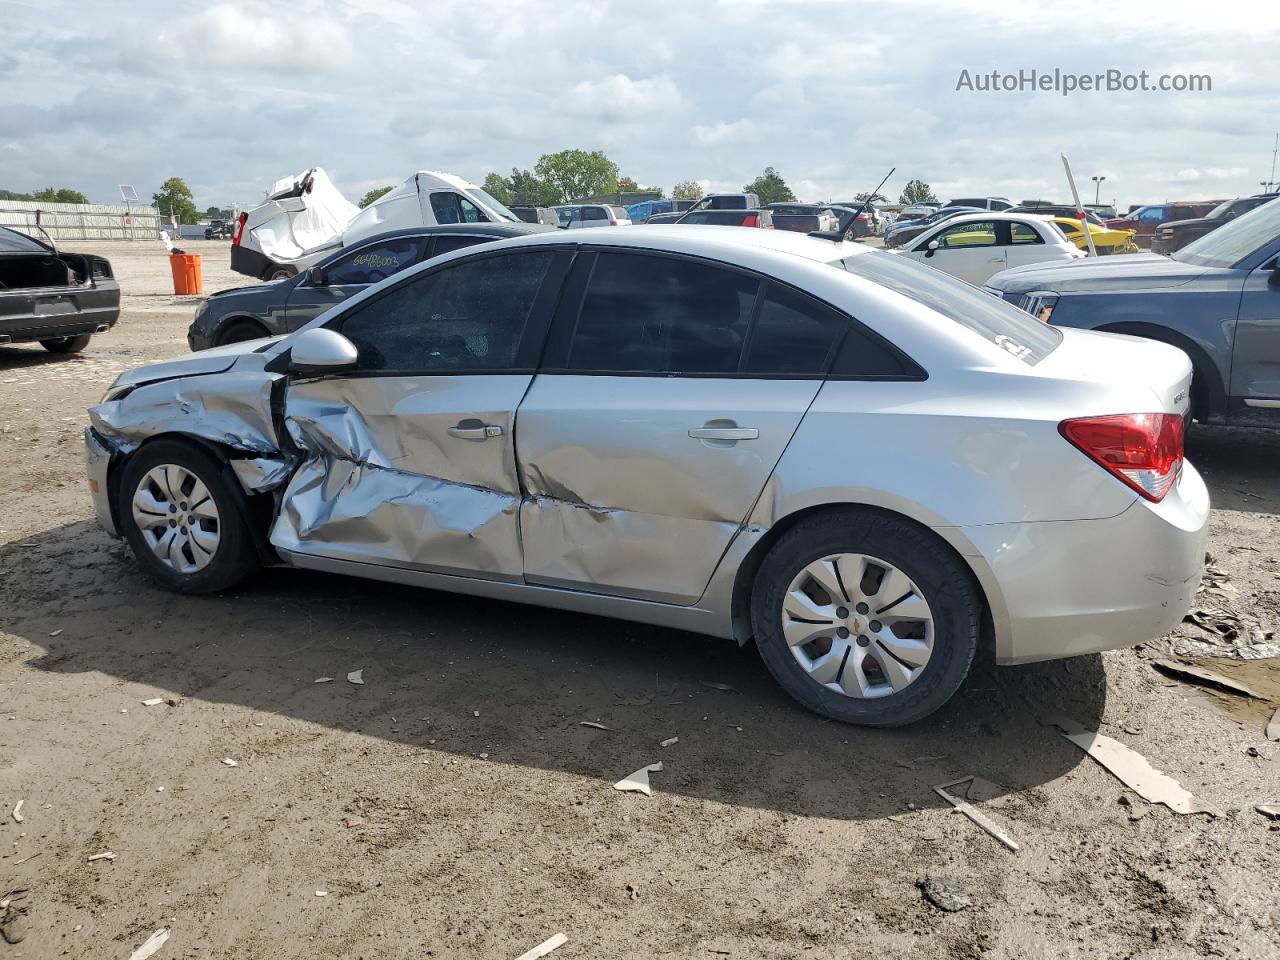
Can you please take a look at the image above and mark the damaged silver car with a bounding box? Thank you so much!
[86,228,1208,726]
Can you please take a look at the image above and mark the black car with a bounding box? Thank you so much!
[1151,194,1279,254]
[0,226,120,354]
[187,223,553,350]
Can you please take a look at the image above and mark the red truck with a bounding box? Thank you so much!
[1105,202,1220,248]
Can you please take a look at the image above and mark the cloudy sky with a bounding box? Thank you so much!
[2,0,1274,210]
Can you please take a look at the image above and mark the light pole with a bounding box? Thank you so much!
[1091,175,1107,205]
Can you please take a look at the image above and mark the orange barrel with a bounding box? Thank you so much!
[168,253,203,295]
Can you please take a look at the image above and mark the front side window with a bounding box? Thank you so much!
[934,221,997,248]
[566,253,757,373]
[430,192,489,225]
[1137,206,1167,222]
[339,251,552,372]
[323,237,422,286]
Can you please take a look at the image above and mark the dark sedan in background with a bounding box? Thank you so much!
[0,225,119,353]
[984,198,1280,428]
[1151,194,1278,254]
[188,223,553,350]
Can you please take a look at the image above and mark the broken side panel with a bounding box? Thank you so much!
[514,375,822,605]
[269,374,531,580]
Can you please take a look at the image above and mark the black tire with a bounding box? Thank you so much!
[215,319,269,347]
[117,439,260,594]
[267,267,293,281]
[40,334,92,353]
[750,508,981,727]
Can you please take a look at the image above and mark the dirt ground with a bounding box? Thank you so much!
[2,240,1279,959]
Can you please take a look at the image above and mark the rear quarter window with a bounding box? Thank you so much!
[840,251,1061,365]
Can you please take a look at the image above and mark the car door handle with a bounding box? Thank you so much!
[689,426,759,441]
[448,423,504,441]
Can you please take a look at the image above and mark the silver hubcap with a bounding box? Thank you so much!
[131,464,220,574]
[781,553,934,699]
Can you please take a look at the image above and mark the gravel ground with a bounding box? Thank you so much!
[1,240,1279,959]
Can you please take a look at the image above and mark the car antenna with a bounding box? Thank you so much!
[810,166,894,242]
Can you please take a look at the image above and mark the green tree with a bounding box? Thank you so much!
[203,205,232,219]
[534,149,619,203]
[743,167,796,206]
[482,173,514,206]
[152,177,200,224]
[672,180,703,201]
[358,186,393,208]
[898,179,939,205]
[0,187,90,203]
[617,176,639,192]
[508,169,559,207]
[854,192,887,204]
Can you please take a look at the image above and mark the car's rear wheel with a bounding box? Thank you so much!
[118,439,259,594]
[40,334,92,353]
[750,509,980,726]
[216,319,269,346]
[267,267,293,281]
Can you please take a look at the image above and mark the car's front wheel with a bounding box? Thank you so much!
[118,439,260,594]
[751,509,980,726]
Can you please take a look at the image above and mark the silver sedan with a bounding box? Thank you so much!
[85,228,1208,726]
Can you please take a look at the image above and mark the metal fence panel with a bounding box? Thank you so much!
[0,201,162,241]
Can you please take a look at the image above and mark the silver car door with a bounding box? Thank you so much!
[516,251,847,604]
[270,248,566,579]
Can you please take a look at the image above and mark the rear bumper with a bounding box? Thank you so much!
[231,245,287,281]
[954,462,1208,664]
[84,427,119,537]
[0,281,120,343]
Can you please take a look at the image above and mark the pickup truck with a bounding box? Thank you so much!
[765,203,838,234]
[984,197,1280,428]
[1151,195,1278,254]
[1104,202,1218,249]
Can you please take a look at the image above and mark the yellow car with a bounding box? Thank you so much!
[1052,217,1138,255]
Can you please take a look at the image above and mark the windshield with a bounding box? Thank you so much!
[839,251,1061,364]
[1174,197,1280,268]
[0,226,50,253]
[1206,200,1236,219]
[467,187,520,223]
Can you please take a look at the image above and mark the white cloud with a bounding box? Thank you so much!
[157,4,355,72]
[569,74,682,120]
[693,120,759,145]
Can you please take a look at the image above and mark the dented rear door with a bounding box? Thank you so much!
[515,250,848,604]
[269,248,567,580]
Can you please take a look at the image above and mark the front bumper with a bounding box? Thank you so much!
[956,462,1208,664]
[84,427,118,537]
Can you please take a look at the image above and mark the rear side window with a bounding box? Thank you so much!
[324,237,422,285]
[430,192,489,225]
[582,206,607,221]
[431,234,491,257]
[840,251,1061,364]
[1009,222,1044,245]
[566,252,757,373]
[742,285,845,374]
[339,251,552,372]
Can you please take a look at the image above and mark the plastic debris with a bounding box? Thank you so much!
[314,677,334,684]
[222,758,239,767]
[1047,716,1217,816]
[579,722,610,731]
[514,932,568,960]
[128,927,170,960]
[315,890,328,897]
[613,762,663,797]
[141,698,165,707]
[1151,659,1262,698]
[700,681,737,692]
[343,817,364,828]
[660,737,679,748]
[48,628,63,637]
[88,851,116,862]
[346,670,364,685]
[918,874,972,912]
[1266,708,1280,742]
[932,777,1019,852]
[1256,803,1280,820]
[10,800,22,824]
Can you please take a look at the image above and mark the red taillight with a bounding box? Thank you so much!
[1059,413,1184,502]
[856,213,869,221]
[741,213,760,227]
[609,219,618,226]
[232,212,247,246]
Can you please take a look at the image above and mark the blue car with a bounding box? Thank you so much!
[883,206,983,248]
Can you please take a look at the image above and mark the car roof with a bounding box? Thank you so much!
[479,223,870,265]
[340,223,554,245]
[923,212,1056,228]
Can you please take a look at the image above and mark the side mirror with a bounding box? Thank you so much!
[287,328,358,373]
[1268,264,1280,288]
[925,239,940,257]
[305,266,327,286]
